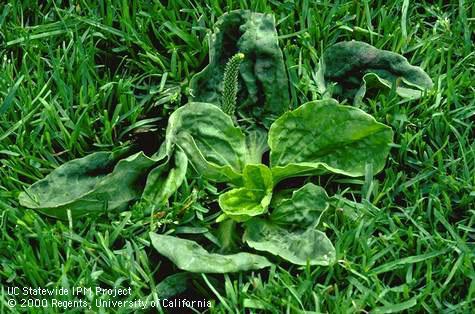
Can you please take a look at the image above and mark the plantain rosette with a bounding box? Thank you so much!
[150,99,393,270]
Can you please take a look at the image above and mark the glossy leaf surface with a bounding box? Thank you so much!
[166,102,247,184]
[269,99,393,183]
[219,164,273,221]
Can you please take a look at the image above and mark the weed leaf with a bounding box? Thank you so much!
[219,164,273,221]
[142,147,188,209]
[322,41,433,103]
[190,10,289,122]
[166,102,248,184]
[270,183,329,229]
[19,149,165,219]
[150,233,272,273]
[244,219,335,266]
[269,99,393,183]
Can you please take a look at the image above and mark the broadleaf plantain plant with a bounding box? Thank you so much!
[19,9,432,273]
[159,99,393,269]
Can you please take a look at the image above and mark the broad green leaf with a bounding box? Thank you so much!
[242,163,273,191]
[19,149,165,219]
[244,219,335,266]
[219,164,273,221]
[216,219,239,252]
[189,10,289,123]
[269,99,393,183]
[322,41,433,103]
[150,233,272,273]
[141,147,188,209]
[156,273,189,299]
[245,128,268,164]
[166,102,247,184]
[271,183,329,229]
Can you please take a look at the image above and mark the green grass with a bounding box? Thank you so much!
[1,0,474,313]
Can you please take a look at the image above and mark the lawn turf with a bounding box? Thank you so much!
[0,0,474,313]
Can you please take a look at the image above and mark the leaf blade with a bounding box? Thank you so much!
[150,233,272,273]
[189,10,289,122]
[18,149,165,219]
[244,219,336,266]
[271,183,329,229]
[323,41,433,102]
[166,102,247,184]
[269,99,393,183]
[219,164,273,221]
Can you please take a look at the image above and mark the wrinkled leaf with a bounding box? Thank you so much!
[271,183,329,229]
[269,99,393,183]
[150,233,272,273]
[244,219,335,266]
[166,102,248,184]
[323,41,433,103]
[142,147,188,209]
[190,10,289,122]
[19,149,164,219]
[219,164,273,221]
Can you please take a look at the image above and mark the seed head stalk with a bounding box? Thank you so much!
[222,53,245,116]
